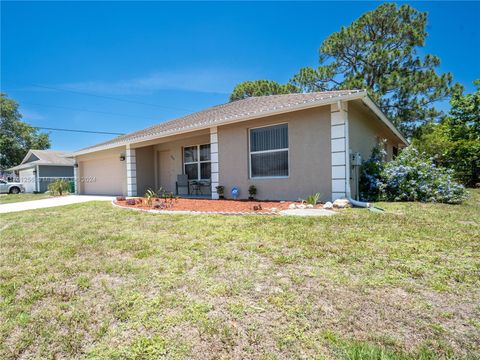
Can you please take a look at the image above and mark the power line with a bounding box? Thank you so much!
[22,101,156,121]
[28,84,194,112]
[33,127,125,135]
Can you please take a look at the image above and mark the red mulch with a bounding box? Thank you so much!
[114,197,319,213]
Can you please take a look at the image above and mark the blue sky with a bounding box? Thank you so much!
[1,1,479,151]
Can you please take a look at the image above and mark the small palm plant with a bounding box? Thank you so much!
[144,189,157,207]
[305,192,321,206]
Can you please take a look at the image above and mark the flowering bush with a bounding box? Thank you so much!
[359,141,386,201]
[360,146,468,204]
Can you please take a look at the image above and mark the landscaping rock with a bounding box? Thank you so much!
[333,199,351,208]
[288,203,297,209]
[297,204,307,209]
[323,201,333,209]
[306,204,314,209]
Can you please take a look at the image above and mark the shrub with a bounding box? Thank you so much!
[48,179,70,196]
[126,198,136,206]
[378,147,467,204]
[248,185,257,199]
[305,192,321,205]
[216,185,225,198]
[359,141,386,201]
[116,196,126,202]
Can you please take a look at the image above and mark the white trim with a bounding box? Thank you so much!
[183,143,212,181]
[35,165,40,192]
[73,164,79,194]
[126,148,137,196]
[330,102,348,201]
[248,123,289,180]
[210,127,219,199]
[70,91,369,157]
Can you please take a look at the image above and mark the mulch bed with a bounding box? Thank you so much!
[114,197,321,214]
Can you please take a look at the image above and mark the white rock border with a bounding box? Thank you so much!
[111,200,278,216]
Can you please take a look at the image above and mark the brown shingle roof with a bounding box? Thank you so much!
[76,90,366,154]
[8,150,75,171]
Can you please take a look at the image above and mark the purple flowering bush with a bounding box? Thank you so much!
[361,146,468,204]
[359,142,386,201]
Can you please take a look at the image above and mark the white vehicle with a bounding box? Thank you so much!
[0,179,25,194]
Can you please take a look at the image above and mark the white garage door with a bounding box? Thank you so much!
[19,168,36,193]
[81,157,125,195]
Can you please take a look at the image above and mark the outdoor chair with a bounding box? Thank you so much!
[175,174,189,195]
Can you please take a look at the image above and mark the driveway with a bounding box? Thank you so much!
[0,195,115,214]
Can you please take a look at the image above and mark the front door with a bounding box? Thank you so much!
[158,150,172,192]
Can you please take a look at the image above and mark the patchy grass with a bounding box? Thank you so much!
[0,190,479,359]
[0,193,51,204]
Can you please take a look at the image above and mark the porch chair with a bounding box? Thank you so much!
[175,174,189,195]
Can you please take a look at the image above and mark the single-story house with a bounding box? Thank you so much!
[70,90,408,202]
[9,150,75,193]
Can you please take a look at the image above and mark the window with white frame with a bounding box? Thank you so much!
[249,124,289,178]
[183,144,211,180]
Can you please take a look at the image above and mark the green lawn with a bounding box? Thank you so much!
[0,191,479,359]
[0,193,51,204]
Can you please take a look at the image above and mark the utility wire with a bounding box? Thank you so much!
[22,101,157,121]
[28,84,193,112]
[33,127,125,135]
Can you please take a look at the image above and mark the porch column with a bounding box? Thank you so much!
[35,165,40,193]
[126,145,137,196]
[73,161,79,194]
[210,127,219,199]
[330,101,348,201]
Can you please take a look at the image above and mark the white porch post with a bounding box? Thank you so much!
[73,160,79,194]
[35,165,40,193]
[210,127,219,199]
[330,101,349,201]
[126,145,137,196]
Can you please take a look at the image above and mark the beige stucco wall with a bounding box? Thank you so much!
[218,106,332,201]
[135,145,155,196]
[348,100,401,162]
[76,147,127,195]
[348,100,403,199]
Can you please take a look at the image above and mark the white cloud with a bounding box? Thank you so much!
[58,68,254,96]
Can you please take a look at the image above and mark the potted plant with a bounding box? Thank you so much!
[248,185,257,200]
[216,185,225,199]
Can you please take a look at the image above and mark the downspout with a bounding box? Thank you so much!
[341,100,371,209]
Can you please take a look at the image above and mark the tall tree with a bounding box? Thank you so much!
[0,93,50,170]
[289,3,460,136]
[230,80,299,102]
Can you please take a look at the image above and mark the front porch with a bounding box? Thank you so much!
[126,127,219,199]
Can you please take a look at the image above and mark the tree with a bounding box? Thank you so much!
[230,80,299,102]
[289,3,460,136]
[0,93,50,170]
[413,81,480,186]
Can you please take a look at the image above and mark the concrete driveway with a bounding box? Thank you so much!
[0,195,115,214]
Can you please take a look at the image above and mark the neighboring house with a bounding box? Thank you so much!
[8,150,75,193]
[70,90,408,201]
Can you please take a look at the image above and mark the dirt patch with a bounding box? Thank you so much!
[114,198,320,214]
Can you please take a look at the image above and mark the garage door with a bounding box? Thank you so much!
[81,157,125,195]
[19,168,36,193]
